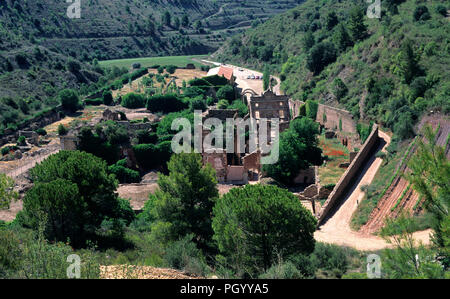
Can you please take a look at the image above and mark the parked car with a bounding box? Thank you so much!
[250,75,255,79]
[247,75,251,79]
[255,75,260,79]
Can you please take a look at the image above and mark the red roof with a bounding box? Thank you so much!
[218,66,234,81]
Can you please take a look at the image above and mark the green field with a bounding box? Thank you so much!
[99,55,209,69]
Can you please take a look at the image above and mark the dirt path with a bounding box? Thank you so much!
[314,130,431,251]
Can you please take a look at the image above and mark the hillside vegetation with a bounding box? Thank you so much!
[216,0,449,144]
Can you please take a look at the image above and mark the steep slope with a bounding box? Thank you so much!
[216,0,449,138]
[0,0,303,62]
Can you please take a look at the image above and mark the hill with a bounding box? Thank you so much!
[216,0,449,142]
[0,0,304,62]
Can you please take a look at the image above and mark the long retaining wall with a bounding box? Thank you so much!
[317,124,380,225]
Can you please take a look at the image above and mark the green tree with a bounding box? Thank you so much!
[306,42,337,75]
[263,65,271,91]
[143,154,219,251]
[332,78,348,101]
[302,31,315,52]
[392,39,421,84]
[305,99,319,120]
[216,85,235,103]
[348,6,367,42]
[102,90,113,105]
[333,23,353,53]
[325,12,339,30]
[0,173,18,210]
[413,5,431,21]
[59,89,80,112]
[20,151,133,247]
[181,15,189,27]
[121,92,146,109]
[406,125,450,263]
[263,117,323,185]
[162,11,172,27]
[212,184,317,276]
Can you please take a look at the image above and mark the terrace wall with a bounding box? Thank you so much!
[317,124,379,225]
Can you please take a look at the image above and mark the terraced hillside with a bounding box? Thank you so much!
[0,0,303,62]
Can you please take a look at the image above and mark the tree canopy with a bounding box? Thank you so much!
[264,117,323,185]
[212,184,317,275]
[20,151,133,247]
[141,153,219,251]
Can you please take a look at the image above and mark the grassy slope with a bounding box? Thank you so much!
[216,0,449,124]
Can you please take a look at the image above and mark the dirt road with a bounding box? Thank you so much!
[314,130,431,251]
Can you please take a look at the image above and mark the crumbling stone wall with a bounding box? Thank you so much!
[317,125,380,225]
[0,106,62,146]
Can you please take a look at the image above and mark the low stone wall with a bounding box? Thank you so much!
[0,106,63,146]
[317,124,380,225]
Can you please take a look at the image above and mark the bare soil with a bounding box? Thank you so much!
[314,130,431,251]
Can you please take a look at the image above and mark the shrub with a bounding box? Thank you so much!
[67,59,81,73]
[306,42,337,75]
[414,5,431,21]
[84,98,103,106]
[132,63,141,69]
[164,234,209,276]
[259,261,303,279]
[121,93,146,109]
[165,65,177,74]
[217,99,229,109]
[35,128,47,136]
[59,89,80,112]
[146,94,187,113]
[136,130,158,144]
[1,146,10,156]
[216,85,235,102]
[57,124,68,136]
[436,5,447,17]
[102,90,113,105]
[133,141,172,170]
[108,164,140,184]
[17,136,26,146]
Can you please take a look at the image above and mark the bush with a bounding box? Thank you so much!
[217,99,229,109]
[57,124,68,136]
[164,234,209,276]
[414,5,431,21]
[108,164,140,184]
[146,94,187,113]
[165,65,177,74]
[133,142,172,170]
[59,89,80,112]
[259,261,303,279]
[132,63,141,69]
[121,93,146,109]
[436,5,447,17]
[1,147,10,156]
[84,98,103,106]
[102,90,113,105]
[67,60,81,73]
[17,136,26,146]
[306,42,337,75]
[136,130,158,144]
[216,85,235,102]
[35,128,47,136]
